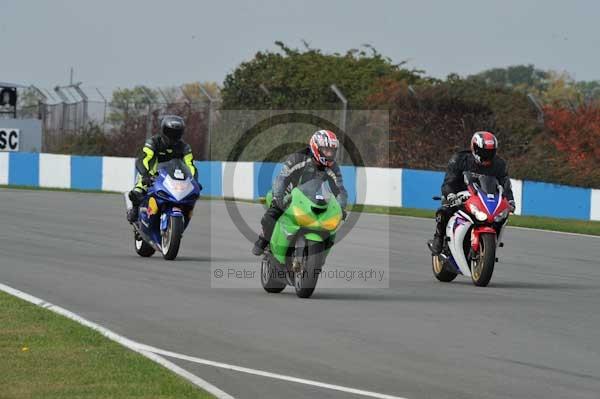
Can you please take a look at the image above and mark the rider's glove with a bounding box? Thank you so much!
[508,200,516,213]
[342,209,348,221]
[273,196,284,210]
[445,193,457,204]
[141,175,153,187]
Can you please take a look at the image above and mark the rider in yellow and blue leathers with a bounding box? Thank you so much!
[127,115,197,222]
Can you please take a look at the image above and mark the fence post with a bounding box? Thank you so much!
[141,87,155,139]
[146,103,153,139]
[199,84,215,161]
[527,93,545,125]
[72,83,88,128]
[54,86,70,134]
[95,88,108,129]
[330,84,348,164]
[31,86,49,150]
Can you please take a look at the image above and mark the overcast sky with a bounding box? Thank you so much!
[1,0,598,96]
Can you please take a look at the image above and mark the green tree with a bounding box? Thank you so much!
[575,80,600,103]
[17,88,42,118]
[221,41,423,109]
[468,64,549,91]
[108,86,158,124]
[180,81,221,103]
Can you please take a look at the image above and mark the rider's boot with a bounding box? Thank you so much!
[252,236,269,256]
[127,207,139,223]
[429,212,446,255]
[430,233,444,255]
[127,188,144,223]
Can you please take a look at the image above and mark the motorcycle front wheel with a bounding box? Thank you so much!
[471,233,496,287]
[161,216,184,260]
[294,241,326,298]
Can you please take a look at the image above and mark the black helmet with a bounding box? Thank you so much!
[160,115,185,144]
[471,131,498,166]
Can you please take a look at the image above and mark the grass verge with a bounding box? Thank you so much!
[3,185,599,236]
[0,290,214,399]
[350,204,600,236]
[0,184,120,195]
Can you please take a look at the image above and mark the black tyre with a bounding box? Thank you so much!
[134,231,155,257]
[295,241,326,298]
[471,233,496,287]
[162,216,184,260]
[432,254,457,282]
[261,256,286,293]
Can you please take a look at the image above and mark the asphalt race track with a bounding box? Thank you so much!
[1,188,599,399]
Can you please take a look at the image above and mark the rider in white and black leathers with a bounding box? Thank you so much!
[430,131,515,255]
[252,130,348,256]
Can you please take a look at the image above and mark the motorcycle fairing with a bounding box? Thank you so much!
[447,211,473,277]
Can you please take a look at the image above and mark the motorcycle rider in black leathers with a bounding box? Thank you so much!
[126,115,198,223]
[252,129,348,256]
[430,131,515,255]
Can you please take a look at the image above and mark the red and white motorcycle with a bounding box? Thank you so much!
[428,172,511,287]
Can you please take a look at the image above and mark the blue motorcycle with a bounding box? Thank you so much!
[125,159,201,260]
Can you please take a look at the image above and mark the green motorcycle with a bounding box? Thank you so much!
[261,178,344,298]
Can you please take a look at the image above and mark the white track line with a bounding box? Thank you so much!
[0,283,235,399]
[135,343,408,399]
[0,282,407,399]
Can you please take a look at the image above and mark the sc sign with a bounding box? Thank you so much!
[0,128,20,151]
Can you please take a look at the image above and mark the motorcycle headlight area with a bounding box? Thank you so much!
[321,214,341,231]
[163,175,194,201]
[469,203,489,221]
[494,208,510,222]
[292,206,318,227]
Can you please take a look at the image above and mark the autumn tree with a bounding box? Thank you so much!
[544,104,600,186]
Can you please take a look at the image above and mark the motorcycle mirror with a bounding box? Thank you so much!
[432,196,442,201]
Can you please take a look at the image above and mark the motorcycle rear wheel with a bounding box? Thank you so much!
[432,254,457,282]
[134,231,155,257]
[261,256,286,293]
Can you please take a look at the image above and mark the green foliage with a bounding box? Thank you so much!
[368,76,541,171]
[17,88,42,118]
[470,64,600,106]
[468,64,549,91]
[108,86,158,124]
[222,41,423,109]
[49,122,111,156]
[576,80,600,102]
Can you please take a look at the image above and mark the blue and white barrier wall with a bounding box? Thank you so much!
[1,152,599,221]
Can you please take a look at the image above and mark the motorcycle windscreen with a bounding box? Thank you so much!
[157,159,194,201]
[473,175,500,196]
[297,178,334,207]
[157,159,193,180]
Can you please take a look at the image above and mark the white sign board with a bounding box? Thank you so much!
[0,128,20,151]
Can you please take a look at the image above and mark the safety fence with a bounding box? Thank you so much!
[1,152,599,221]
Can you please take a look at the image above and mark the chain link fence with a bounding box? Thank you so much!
[17,87,214,159]
[13,83,552,172]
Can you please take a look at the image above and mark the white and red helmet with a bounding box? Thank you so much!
[471,131,498,166]
[309,130,339,167]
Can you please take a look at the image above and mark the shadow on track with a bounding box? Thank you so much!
[488,281,594,290]
[447,279,594,290]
